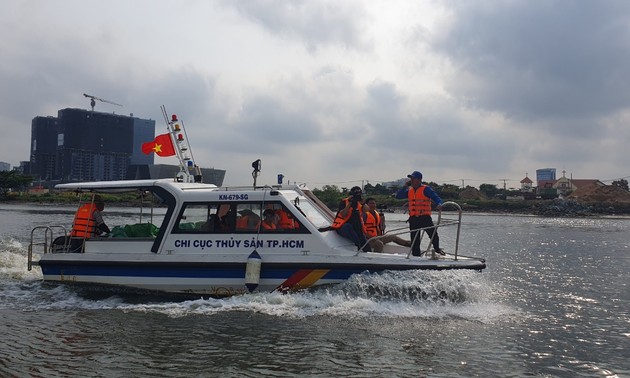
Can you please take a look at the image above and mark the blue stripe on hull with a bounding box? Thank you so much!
[39,262,365,281]
[38,260,485,282]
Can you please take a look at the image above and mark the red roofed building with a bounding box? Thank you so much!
[553,170,604,196]
[520,174,534,192]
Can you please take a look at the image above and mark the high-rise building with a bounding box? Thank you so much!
[536,168,556,186]
[30,108,156,182]
[30,116,59,180]
[29,107,225,186]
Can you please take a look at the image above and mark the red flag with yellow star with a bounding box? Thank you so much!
[142,133,175,156]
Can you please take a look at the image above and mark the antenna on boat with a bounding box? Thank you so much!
[160,105,203,183]
[251,159,261,187]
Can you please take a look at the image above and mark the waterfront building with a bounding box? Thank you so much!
[30,109,154,182]
[520,174,534,192]
[29,108,225,186]
[18,161,30,175]
[553,171,604,196]
[536,168,556,186]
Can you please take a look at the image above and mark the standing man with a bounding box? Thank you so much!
[331,186,371,252]
[395,171,444,256]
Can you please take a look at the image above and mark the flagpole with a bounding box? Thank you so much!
[160,105,202,183]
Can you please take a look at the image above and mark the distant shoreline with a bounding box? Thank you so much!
[3,196,630,217]
[375,198,630,217]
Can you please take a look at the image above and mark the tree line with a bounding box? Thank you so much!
[0,171,33,198]
[312,179,630,211]
[2,169,628,208]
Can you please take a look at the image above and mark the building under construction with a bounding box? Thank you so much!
[29,108,225,186]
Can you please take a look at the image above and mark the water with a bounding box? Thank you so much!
[1,203,629,377]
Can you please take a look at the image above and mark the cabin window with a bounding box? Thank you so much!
[173,203,232,233]
[172,201,307,234]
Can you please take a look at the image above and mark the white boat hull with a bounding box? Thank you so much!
[35,251,485,296]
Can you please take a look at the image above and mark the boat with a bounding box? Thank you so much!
[28,110,486,297]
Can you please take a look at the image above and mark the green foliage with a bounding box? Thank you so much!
[312,185,343,209]
[436,183,460,200]
[363,183,392,196]
[479,183,499,198]
[313,184,406,210]
[506,189,523,197]
[612,179,629,191]
[0,171,33,197]
[0,188,163,205]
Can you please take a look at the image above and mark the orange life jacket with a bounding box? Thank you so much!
[236,215,259,230]
[408,185,432,216]
[261,221,277,230]
[332,199,367,235]
[363,210,382,238]
[71,203,98,238]
[276,209,297,229]
[332,198,358,229]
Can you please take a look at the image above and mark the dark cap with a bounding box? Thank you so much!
[349,186,362,195]
[407,171,422,180]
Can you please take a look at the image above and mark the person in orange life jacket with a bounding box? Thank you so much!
[275,207,298,230]
[331,186,371,252]
[236,209,260,230]
[261,209,278,230]
[362,197,411,253]
[71,195,111,238]
[395,171,444,256]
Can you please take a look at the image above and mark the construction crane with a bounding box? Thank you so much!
[83,93,123,111]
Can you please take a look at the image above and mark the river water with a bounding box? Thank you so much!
[0,203,628,377]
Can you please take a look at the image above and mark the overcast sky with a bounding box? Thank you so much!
[1,1,629,188]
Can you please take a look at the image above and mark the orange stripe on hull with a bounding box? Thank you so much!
[292,269,329,291]
[276,269,330,292]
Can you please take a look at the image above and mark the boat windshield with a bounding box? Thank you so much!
[295,199,330,228]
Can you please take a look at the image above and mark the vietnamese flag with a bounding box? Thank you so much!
[142,133,176,157]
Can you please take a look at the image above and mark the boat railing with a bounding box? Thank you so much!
[28,225,68,271]
[357,201,463,260]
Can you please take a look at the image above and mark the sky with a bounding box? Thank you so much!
[1,0,629,189]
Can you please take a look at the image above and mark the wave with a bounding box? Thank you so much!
[0,238,513,321]
[334,269,487,303]
[0,238,42,282]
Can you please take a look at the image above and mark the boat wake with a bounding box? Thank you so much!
[0,238,41,282]
[333,269,490,303]
[1,238,511,321]
[109,270,511,321]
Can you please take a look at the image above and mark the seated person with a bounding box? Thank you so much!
[235,209,260,231]
[275,207,298,230]
[201,214,220,232]
[330,186,371,252]
[363,197,411,252]
[261,209,278,231]
[71,195,111,238]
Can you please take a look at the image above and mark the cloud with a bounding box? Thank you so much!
[1,1,628,186]
[226,0,372,52]
[433,1,630,127]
